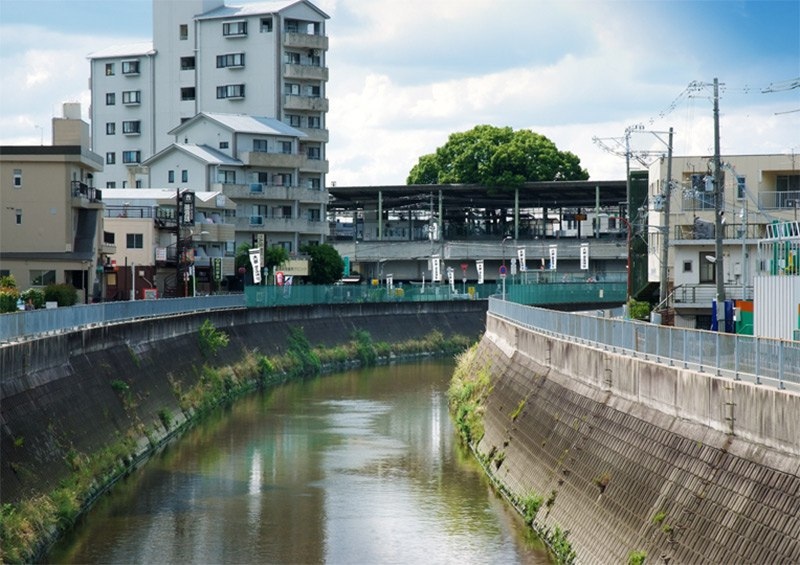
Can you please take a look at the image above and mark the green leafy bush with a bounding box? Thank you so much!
[0,287,20,313]
[198,319,229,357]
[44,283,78,307]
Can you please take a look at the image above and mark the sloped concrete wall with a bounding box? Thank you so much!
[478,313,800,564]
[0,301,486,505]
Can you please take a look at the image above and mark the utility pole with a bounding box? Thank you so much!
[659,127,674,308]
[713,77,726,330]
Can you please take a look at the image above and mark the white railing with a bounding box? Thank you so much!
[488,297,799,389]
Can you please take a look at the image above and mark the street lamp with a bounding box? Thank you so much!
[501,236,512,300]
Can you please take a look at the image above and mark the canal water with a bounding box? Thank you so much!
[47,360,550,564]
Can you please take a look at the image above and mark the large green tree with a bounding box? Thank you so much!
[301,243,344,285]
[406,125,589,188]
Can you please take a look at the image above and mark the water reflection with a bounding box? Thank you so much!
[48,360,549,564]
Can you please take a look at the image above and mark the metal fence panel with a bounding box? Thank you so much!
[488,297,797,387]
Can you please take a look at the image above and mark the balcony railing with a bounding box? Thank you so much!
[758,190,800,210]
[71,181,102,203]
[672,283,753,306]
[672,222,769,241]
[283,63,328,81]
[283,32,328,51]
[284,94,329,112]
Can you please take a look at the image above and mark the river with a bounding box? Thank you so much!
[47,360,550,564]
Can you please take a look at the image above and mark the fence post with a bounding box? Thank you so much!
[755,336,761,385]
[778,340,785,390]
[683,328,688,369]
[715,332,721,376]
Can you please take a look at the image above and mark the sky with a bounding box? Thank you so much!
[0,0,798,186]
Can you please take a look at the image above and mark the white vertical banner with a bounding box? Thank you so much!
[549,245,558,270]
[476,259,484,284]
[386,274,393,289]
[447,267,455,292]
[580,243,589,270]
[517,247,527,271]
[431,255,441,282]
[249,248,262,284]
[511,258,517,276]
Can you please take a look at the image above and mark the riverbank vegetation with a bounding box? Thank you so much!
[0,323,473,564]
[448,343,577,564]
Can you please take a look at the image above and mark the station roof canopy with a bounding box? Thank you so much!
[327,180,628,213]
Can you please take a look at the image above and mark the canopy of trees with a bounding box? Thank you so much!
[301,243,344,285]
[406,125,589,188]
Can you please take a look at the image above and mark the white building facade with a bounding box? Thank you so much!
[88,0,329,190]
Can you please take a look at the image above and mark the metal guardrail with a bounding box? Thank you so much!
[0,295,245,344]
[489,297,799,389]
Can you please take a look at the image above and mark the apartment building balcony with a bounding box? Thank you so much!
[672,283,753,309]
[71,181,103,208]
[284,94,329,112]
[238,215,328,235]
[190,222,235,243]
[758,190,800,211]
[239,151,303,169]
[298,127,329,143]
[284,63,328,81]
[218,183,327,204]
[283,32,328,51]
[672,222,769,242]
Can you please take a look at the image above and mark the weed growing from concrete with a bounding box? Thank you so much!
[627,550,647,565]
[198,319,230,358]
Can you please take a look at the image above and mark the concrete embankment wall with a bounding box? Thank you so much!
[1,301,486,505]
[478,313,800,564]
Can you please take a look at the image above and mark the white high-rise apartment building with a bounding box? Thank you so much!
[89,0,329,190]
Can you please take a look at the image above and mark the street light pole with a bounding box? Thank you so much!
[501,236,511,301]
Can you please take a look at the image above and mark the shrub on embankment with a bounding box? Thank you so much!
[0,322,473,564]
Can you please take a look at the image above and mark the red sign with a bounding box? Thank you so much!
[276,271,285,286]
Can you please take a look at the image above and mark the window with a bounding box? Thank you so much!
[122,150,141,164]
[122,90,141,104]
[105,63,114,76]
[285,83,300,95]
[253,139,268,152]
[179,24,188,40]
[219,141,229,149]
[260,17,272,32]
[256,172,269,183]
[106,92,116,105]
[15,209,22,224]
[13,169,22,187]
[106,122,116,135]
[222,21,247,36]
[216,84,245,99]
[126,233,144,249]
[273,173,291,186]
[122,120,141,134]
[279,141,292,154]
[121,60,140,75]
[216,53,245,68]
[309,55,321,66]
[180,56,195,70]
[288,114,301,127]
[307,178,321,189]
[285,52,300,65]
[699,253,715,283]
[308,209,321,221]
[683,260,692,273]
[135,180,142,188]
[737,176,746,200]
[308,116,321,128]
[168,170,175,183]
[30,270,56,286]
[307,146,321,160]
[306,85,321,97]
[777,174,800,191]
[285,20,299,33]
[607,217,616,230]
[218,170,236,184]
[106,182,116,188]
[180,87,196,101]
[182,170,188,183]
[106,152,116,164]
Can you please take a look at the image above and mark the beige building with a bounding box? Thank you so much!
[0,104,111,303]
[648,153,800,328]
[102,189,236,298]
